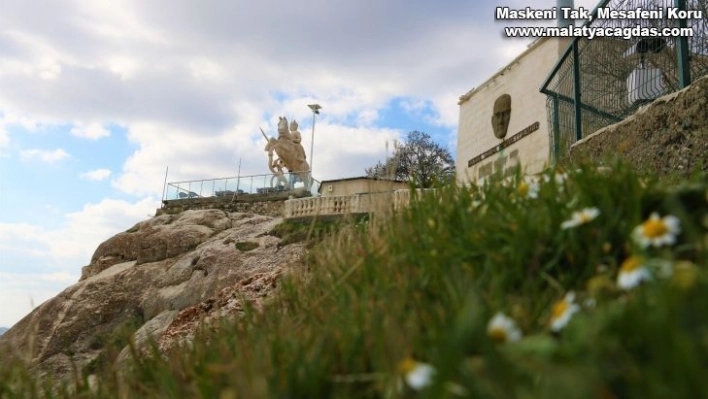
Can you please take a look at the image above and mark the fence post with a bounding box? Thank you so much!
[572,40,582,142]
[552,96,560,163]
[674,0,691,88]
[161,166,169,202]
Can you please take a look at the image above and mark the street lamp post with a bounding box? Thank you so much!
[307,104,321,180]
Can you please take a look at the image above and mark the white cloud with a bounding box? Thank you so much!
[0,112,43,153]
[70,123,111,139]
[356,109,379,126]
[0,112,40,132]
[189,57,227,81]
[0,271,79,328]
[0,197,158,271]
[20,148,70,163]
[50,197,159,261]
[79,168,112,181]
[105,57,141,80]
[310,122,402,177]
[0,1,516,134]
[0,126,8,148]
[0,224,49,255]
[38,57,62,80]
[399,99,428,114]
[72,1,171,46]
[0,196,158,327]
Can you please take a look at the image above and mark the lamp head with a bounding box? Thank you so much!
[308,104,322,114]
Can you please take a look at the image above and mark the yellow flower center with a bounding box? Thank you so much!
[518,182,529,196]
[620,256,643,272]
[642,219,668,238]
[398,358,417,374]
[551,300,568,320]
[579,213,592,223]
[488,327,507,343]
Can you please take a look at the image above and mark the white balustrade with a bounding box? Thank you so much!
[283,189,435,219]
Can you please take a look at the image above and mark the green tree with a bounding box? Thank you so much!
[365,131,455,188]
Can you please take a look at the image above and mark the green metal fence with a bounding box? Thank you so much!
[541,0,708,161]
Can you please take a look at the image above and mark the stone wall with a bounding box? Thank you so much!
[320,178,409,197]
[569,75,708,176]
[157,191,311,218]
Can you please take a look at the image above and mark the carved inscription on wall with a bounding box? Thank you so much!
[478,149,519,180]
[467,121,540,168]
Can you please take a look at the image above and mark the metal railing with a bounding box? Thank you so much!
[541,0,707,161]
[163,172,320,201]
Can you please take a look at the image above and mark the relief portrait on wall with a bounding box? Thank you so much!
[491,94,512,139]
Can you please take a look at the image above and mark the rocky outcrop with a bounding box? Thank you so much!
[82,209,233,280]
[0,210,307,382]
[156,267,285,353]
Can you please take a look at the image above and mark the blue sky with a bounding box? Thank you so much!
[0,0,598,327]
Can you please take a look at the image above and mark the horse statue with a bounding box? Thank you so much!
[261,116,311,190]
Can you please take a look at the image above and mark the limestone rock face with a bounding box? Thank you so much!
[0,210,306,382]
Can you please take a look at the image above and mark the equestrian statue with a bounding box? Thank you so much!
[261,116,311,191]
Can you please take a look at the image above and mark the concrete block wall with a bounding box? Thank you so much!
[457,37,561,183]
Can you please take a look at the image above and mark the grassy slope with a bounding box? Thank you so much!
[2,162,707,399]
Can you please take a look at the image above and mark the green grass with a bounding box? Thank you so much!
[82,314,145,376]
[235,241,260,252]
[268,216,366,249]
[1,162,707,398]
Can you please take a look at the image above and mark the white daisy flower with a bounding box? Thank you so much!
[650,258,674,279]
[617,256,652,290]
[632,213,681,248]
[560,207,600,229]
[543,171,568,185]
[549,292,580,332]
[517,176,540,199]
[583,298,597,309]
[487,312,523,343]
[554,171,568,185]
[398,358,435,390]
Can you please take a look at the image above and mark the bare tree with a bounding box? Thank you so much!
[365,131,455,188]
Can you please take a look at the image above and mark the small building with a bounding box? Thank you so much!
[317,177,408,197]
[456,37,569,184]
